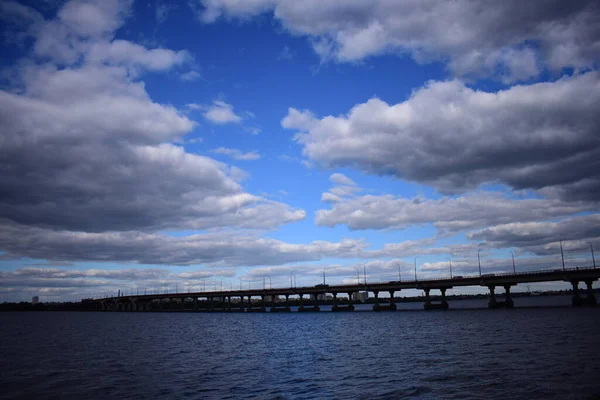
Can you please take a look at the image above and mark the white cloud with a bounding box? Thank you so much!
[0,224,368,267]
[286,72,600,201]
[180,70,202,81]
[316,192,596,232]
[192,0,600,81]
[469,214,600,255]
[211,147,261,160]
[329,173,355,186]
[202,100,242,124]
[0,0,304,234]
[86,40,191,71]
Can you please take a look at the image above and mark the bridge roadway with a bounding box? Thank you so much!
[93,266,600,312]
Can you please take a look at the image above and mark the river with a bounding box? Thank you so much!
[1,297,599,399]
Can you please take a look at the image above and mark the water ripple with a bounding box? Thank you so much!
[2,302,600,399]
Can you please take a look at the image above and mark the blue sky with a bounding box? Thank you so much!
[0,0,599,301]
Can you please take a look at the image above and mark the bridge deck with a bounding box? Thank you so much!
[97,266,599,302]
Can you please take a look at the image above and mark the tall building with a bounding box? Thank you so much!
[352,292,368,302]
[32,296,39,304]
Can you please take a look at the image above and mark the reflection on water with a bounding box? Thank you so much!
[1,297,599,400]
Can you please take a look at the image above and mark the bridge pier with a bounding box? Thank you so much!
[333,292,354,311]
[488,285,514,308]
[503,285,514,308]
[298,293,320,312]
[270,294,291,312]
[572,280,597,306]
[586,281,597,306]
[372,291,379,311]
[424,288,449,310]
[373,290,396,311]
[572,281,583,306]
[246,295,265,312]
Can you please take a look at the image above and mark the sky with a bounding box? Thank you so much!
[0,0,599,302]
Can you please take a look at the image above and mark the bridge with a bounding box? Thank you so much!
[89,266,600,312]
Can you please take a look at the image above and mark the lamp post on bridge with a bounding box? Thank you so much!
[587,241,596,268]
[397,262,402,281]
[446,257,452,279]
[511,251,516,274]
[355,267,360,285]
[560,239,566,271]
[477,249,482,277]
[414,256,419,281]
[290,271,296,288]
[263,274,272,290]
[363,263,367,284]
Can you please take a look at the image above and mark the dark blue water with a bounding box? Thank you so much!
[2,300,600,399]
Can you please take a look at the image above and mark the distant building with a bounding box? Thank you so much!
[353,292,368,302]
[32,296,39,304]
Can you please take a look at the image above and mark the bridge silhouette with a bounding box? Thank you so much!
[90,266,599,312]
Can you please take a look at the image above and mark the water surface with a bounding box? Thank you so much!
[1,302,599,399]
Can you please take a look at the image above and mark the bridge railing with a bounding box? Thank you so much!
[90,265,597,300]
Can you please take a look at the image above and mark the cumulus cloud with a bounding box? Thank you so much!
[316,192,597,232]
[469,214,600,255]
[0,0,305,235]
[191,0,600,81]
[211,147,261,161]
[329,173,355,186]
[180,70,202,81]
[286,72,600,201]
[0,223,367,266]
[202,100,242,124]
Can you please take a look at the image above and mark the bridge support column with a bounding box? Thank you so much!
[298,293,320,312]
[504,285,514,308]
[585,280,596,306]
[440,288,449,309]
[488,286,497,308]
[424,288,449,310]
[389,291,397,310]
[572,281,583,306]
[423,289,431,309]
[372,291,379,311]
[194,298,199,311]
[181,298,186,311]
[332,292,353,311]
[271,294,291,312]
[227,296,232,311]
